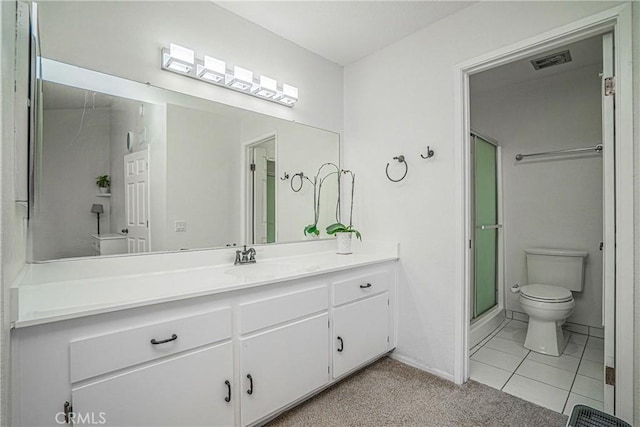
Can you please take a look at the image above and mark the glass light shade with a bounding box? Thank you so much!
[225,66,253,91]
[277,84,299,105]
[253,75,278,98]
[163,43,194,73]
[197,56,226,83]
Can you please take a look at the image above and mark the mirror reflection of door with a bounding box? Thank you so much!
[124,149,150,253]
[249,137,276,245]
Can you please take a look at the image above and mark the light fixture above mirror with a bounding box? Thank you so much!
[161,43,298,107]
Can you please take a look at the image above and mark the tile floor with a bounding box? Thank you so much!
[470,319,605,415]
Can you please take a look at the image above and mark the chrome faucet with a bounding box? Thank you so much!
[234,245,257,265]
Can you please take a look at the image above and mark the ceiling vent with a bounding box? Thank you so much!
[530,50,572,70]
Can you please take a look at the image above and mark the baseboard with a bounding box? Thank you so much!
[388,353,455,383]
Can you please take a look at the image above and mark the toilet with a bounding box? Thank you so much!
[518,248,587,356]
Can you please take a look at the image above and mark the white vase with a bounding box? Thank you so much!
[98,187,109,194]
[336,232,352,255]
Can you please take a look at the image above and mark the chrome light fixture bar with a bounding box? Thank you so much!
[160,45,298,107]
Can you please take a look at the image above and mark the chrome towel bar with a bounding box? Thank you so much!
[515,144,602,161]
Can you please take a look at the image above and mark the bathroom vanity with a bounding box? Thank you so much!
[11,241,398,426]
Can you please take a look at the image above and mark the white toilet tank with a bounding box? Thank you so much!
[525,248,588,292]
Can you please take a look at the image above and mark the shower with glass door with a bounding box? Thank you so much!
[470,132,502,322]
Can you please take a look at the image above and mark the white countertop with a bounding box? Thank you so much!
[12,241,398,328]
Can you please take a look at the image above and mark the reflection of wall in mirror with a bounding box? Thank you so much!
[34,108,111,260]
[166,104,241,251]
[241,115,340,242]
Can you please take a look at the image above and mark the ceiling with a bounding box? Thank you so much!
[215,1,475,66]
[470,35,603,94]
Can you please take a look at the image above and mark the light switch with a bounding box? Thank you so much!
[175,220,186,232]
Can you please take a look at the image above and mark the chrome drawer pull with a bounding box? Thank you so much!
[150,334,178,345]
[360,283,372,289]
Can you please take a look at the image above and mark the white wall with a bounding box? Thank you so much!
[471,64,603,327]
[37,1,343,134]
[240,115,341,242]
[33,108,111,260]
[343,1,627,378]
[166,104,241,250]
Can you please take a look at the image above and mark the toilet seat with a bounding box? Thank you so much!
[520,284,573,303]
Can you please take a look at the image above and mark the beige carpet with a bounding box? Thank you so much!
[267,357,568,427]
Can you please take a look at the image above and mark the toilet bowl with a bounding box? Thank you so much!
[519,248,587,356]
[519,284,575,356]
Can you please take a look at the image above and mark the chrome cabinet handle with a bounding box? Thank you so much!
[150,334,178,345]
[247,374,253,395]
[360,283,372,289]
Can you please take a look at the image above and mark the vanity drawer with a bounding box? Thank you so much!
[332,268,392,306]
[70,307,231,383]
[239,285,328,335]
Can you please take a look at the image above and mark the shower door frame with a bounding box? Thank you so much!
[452,4,634,421]
[469,131,505,344]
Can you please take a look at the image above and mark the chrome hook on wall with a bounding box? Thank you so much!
[280,172,290,181]
[420,146,435,159]
[385,155,408,183]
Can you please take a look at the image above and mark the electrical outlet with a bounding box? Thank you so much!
[175,220,186,232]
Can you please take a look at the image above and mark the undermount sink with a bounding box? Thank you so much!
[223,263,303,280]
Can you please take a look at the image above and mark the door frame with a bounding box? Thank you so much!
[241,132,278,246]
[452,4,634,421]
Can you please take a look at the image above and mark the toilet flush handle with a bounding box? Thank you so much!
[510,284,520,294]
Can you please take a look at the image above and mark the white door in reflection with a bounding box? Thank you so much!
[124,149,150,253]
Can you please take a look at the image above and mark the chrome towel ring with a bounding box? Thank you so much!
[386,155,408,182]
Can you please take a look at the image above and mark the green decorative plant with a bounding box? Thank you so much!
[303,223,320,237]
[302,163,342,237]
[96,175,110,189]
[325,170,361,240]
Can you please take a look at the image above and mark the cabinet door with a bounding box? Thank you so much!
[333,292,389,378]
[72,342,234,426]
[240,313,329,426]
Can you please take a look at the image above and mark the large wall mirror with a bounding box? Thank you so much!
[29,60,340,261]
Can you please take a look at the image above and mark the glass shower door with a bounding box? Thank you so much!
[472,135,499,319]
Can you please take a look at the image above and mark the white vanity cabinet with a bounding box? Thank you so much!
[238,285,330,426]
[72,343,234,427]
[67,308,234,426]
[240,313,329,426]
[331,268,393,378]
[12,260,397,427]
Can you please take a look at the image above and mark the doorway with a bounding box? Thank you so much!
[247,136,276,245]
[454,5,633,422]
